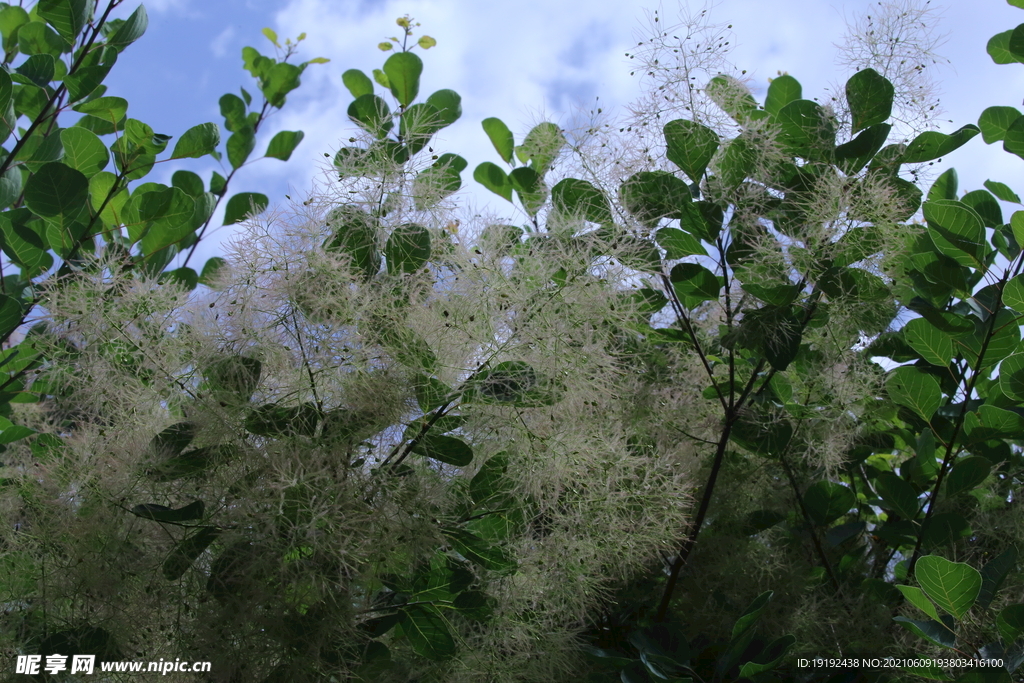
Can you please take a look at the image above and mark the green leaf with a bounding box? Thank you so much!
[846,68,894,133]
[164,267,198,290]
[65,45,117,101]
[59,128,108,177]
[986,179,1021,203]
[923,200,988,270]
[874,471,922,520]
[664,119,718,181]
[0,6,29,55]
[961,189,1002,228]
[106,4,147,52]
[482,117,514,163]
[204,356,261,404]
[199,257,226,287]
[223,192,268,226]
[470,453,509,505]
[656,227,706,259]
[927,168,958,202]
[0,294,23,339]
[885,366,942,421]
[474,162,513,202]
[988,30,1024,64]
[441,527,515,572]
[132,500,205,523]
[979,548,1018,611]
[162,527,219,580]
[551,178,612,223]
[1005,274,1024,312]
[670,263,720,309]
[170,122,220,159]
[765,74,801,116]
[707,74,759,123]
[921,512,972,548]
[511,168,546,213]
[903,317,953,367]
[348,93,393,138]
[1005,116,1024,161]
[902,124,980,164]
[260,61,302,107]
[15,53,55,87]
[896,585,942,622]
[965,405,1024,442]
[942,458,991,497]
[323,206,379,281]
[803,481,855,526]
[18,21,66,56]
[980,106,1022,144]
[411,434,473,467]
[619,170,694,226]
[342,68,374,98]
[383,51,422,107]
[226,126,255,170]
[515,121,563,175]
[412,153,464,209]
[399,604,455,661]
[219,93,247,133]
[385,223,431,274]
[139,187,196,254]
[245,402,321,437]
[834,123,890,175]
[425,89,461,127]
[24,161,88,218]
[469,361,538,404]
[775,99,836,159]
[264,130,303,161]
[893,616,956,649]
[72,95,127,126]
[915,555,982,619]
[998,604,1024,645]
[37,0,89,45]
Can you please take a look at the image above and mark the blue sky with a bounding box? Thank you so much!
[94,0,1024,267]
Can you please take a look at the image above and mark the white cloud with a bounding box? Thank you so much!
[211,25,236,59]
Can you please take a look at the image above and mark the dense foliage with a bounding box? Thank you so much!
[3,2,1024,682]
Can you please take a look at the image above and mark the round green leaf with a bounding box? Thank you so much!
[341,68,373,98]
[656,227,706,259]
[24,161,88,217]
[482,117,513,163]
[399,604,455,661]
[776,99,836,159]
[347,93,393,138]
[383,51,422,107]
[942,456,991,499]
[915,555,982,620]
[223,192,268,227]
[170,122,220,159]
[765,74,802,116]
[1003,274,1024,312]
[59,128,108,177]
[551,178,612,224]
[803,481,855,526]
[999,353,1024,401]
[903,317,953,367]
[670,263,721,308]
[619,170,693,225]
[903,124,980,164]
[264,130,304,161]
[979,106,1021,144]
[846,68,894,133]
[385,223,431,274]
[473,162,512,202]
[425,89,461,127]
[664,119,719,182]
[323,206,379,281]
[37,0,90,45]
[411,434,473,467]
[923,200,988,270]
[885,366,942,421]
[17,21,65,56]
